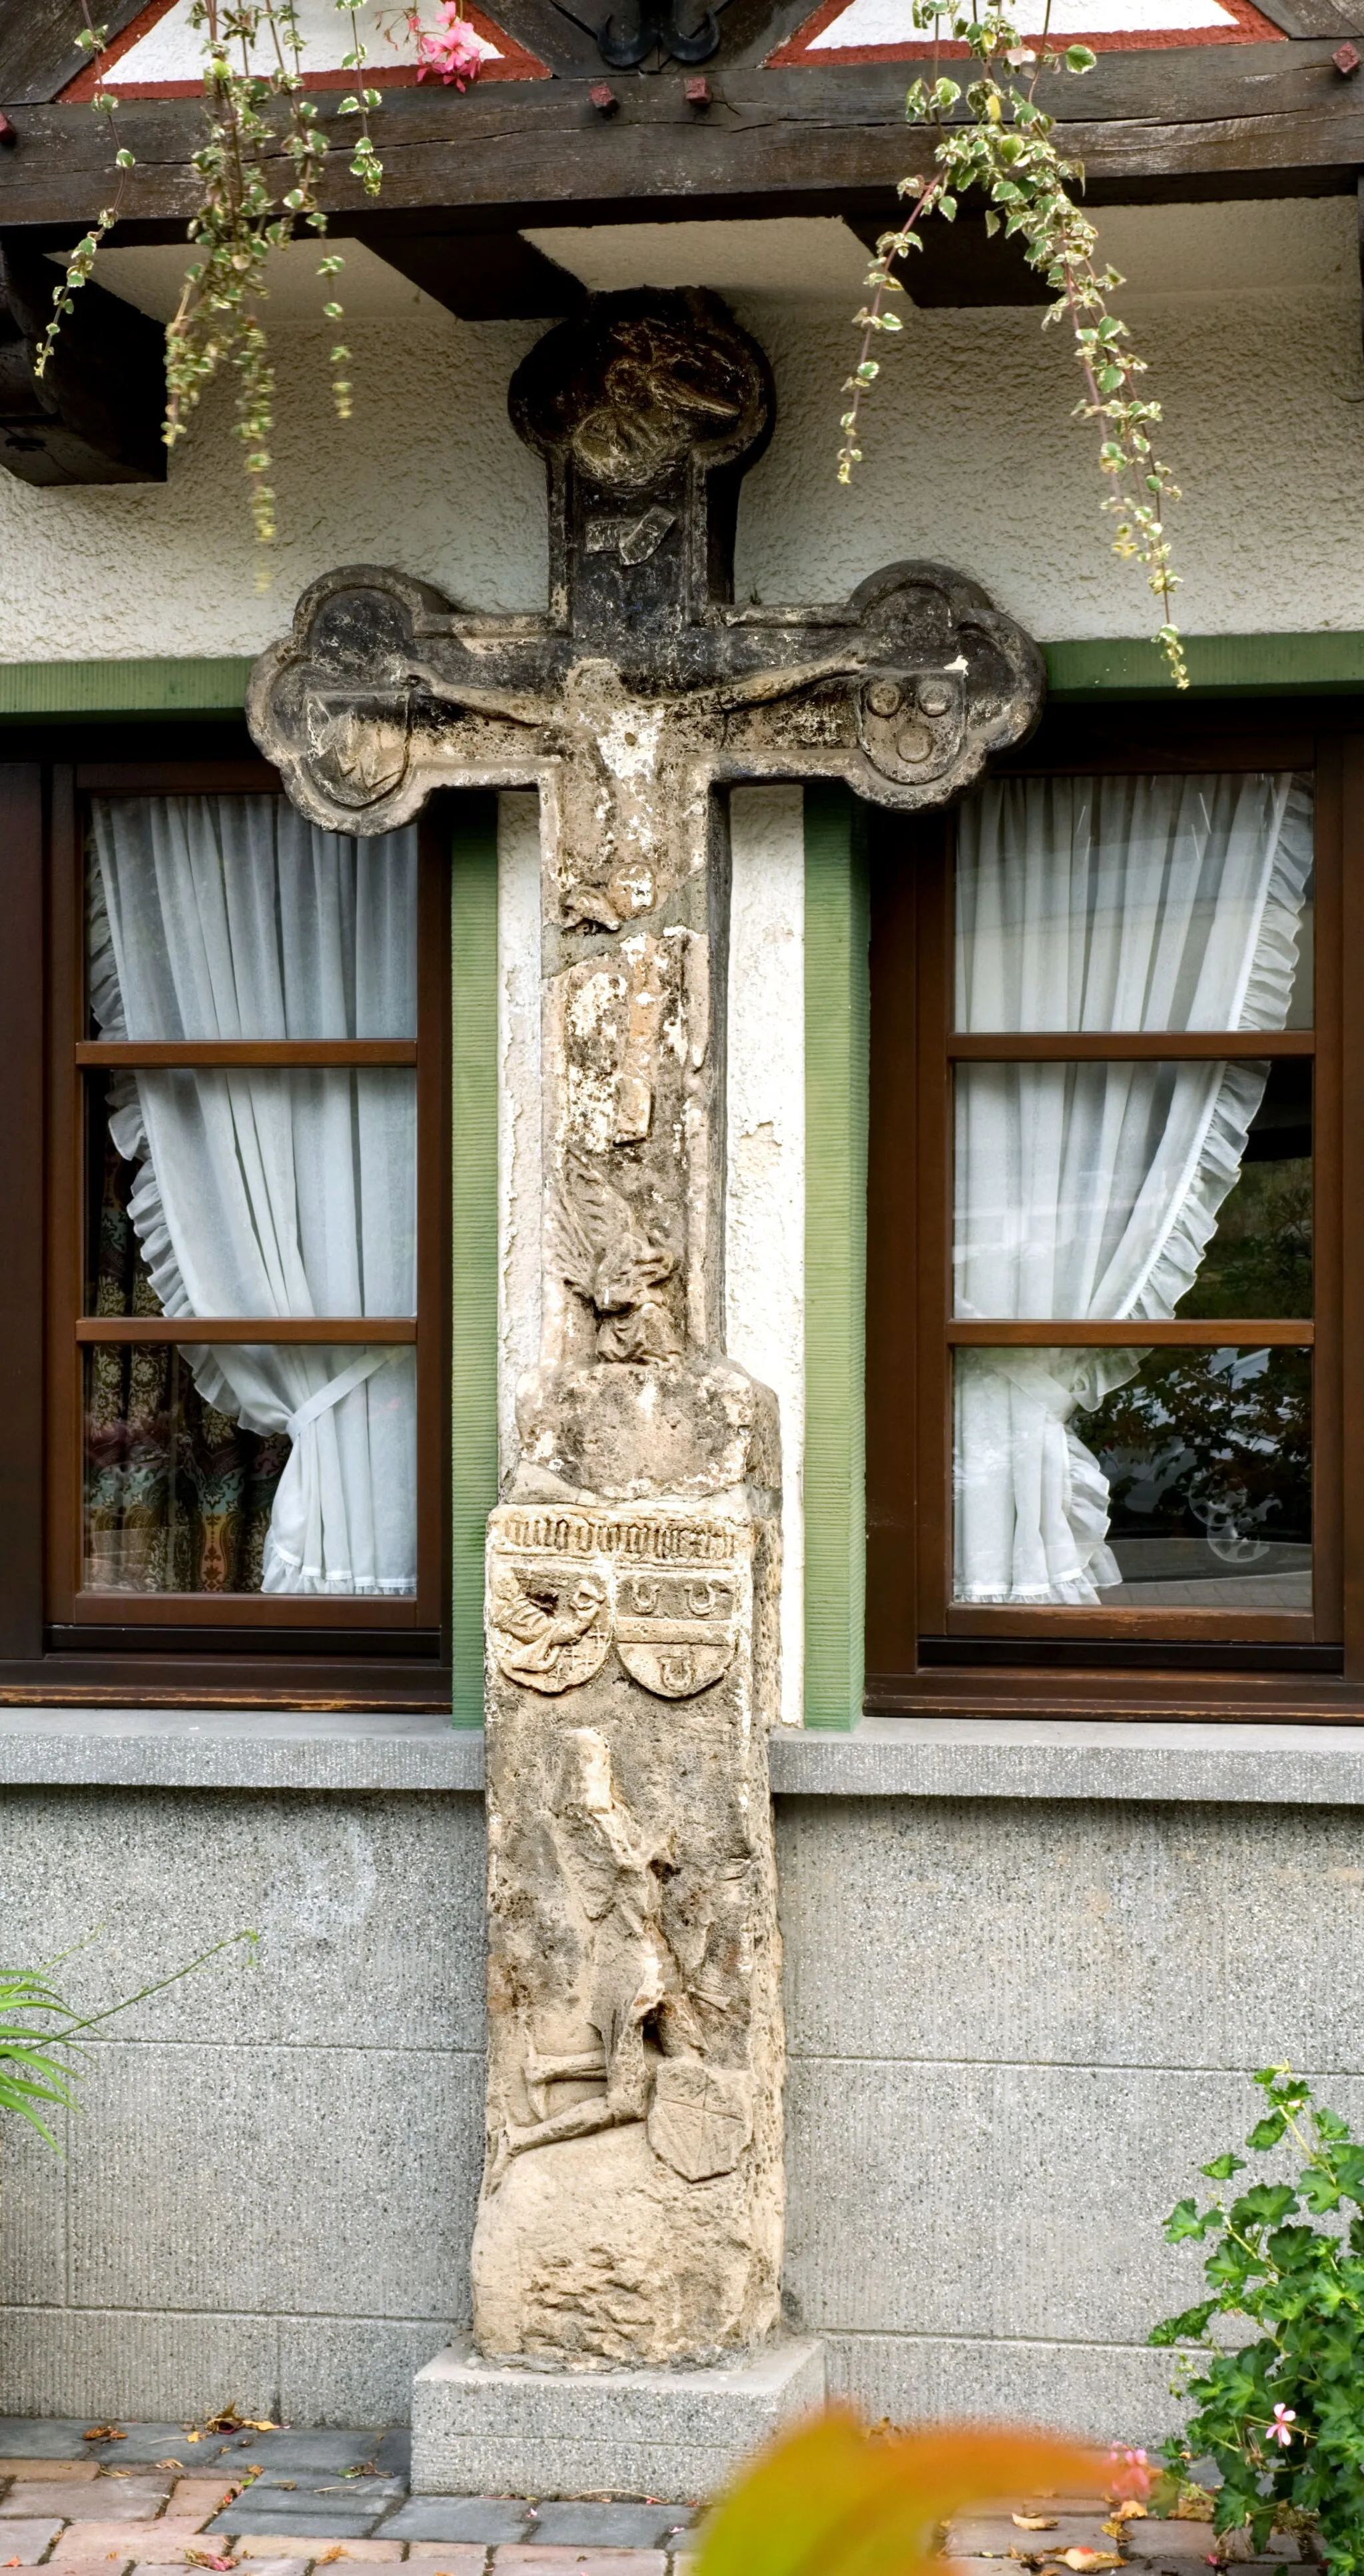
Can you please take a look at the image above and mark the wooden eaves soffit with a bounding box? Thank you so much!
[2,0,1364,482]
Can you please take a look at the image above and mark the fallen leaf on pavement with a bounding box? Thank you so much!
[83,2429,125,2443]
[1060,2550,1126,2567]
[1016,2517,1060,2531]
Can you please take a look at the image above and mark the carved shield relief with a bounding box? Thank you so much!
[304,691,412,810]
[489,1557,613,1694]
[613,1570,737,1698]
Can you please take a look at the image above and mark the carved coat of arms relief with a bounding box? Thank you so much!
[488,1509,741,1700]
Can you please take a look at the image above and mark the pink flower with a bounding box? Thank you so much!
[1106,2446,1153,2505]
[410,3,484,87]
[1269,2405,1297,2448]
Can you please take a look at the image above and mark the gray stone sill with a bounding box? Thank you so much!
[3,1707,1364,1801]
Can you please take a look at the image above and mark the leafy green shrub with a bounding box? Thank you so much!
[1152,2065,1364,2569]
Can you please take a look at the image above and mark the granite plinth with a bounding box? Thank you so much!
[410,2334,825,2501]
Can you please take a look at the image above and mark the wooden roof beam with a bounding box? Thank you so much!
[2,49,1364,232]
[0,232,165,483]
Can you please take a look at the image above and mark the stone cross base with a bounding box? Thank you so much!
[410,2334,827,2499]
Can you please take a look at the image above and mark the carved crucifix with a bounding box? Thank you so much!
[250,287,1042,2367]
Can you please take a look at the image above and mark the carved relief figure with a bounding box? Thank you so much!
[552,1149,682,1363]
[488,1561,611,1693]
[492,1728,704,2176]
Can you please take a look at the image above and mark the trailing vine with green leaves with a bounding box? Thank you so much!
[839,2,1187,687]
[35,1,473,545]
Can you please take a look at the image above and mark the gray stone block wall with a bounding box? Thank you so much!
[1,1760,1359,2437]
[775,1792,1364,2441]
[0,1787,486,2423]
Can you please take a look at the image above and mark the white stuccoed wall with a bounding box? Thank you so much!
[1,198,1361,657]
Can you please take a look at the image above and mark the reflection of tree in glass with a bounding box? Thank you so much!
[1078,1345,1311,1546]
[1176,1159,1312,1321]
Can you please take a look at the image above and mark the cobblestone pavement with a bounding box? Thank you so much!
[0,2424,1305,2576]
[0,2423,699,2576]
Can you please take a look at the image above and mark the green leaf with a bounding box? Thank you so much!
[1247,2115,1287,2151]
[1063,42,1096,67]
[1235,2184,1301,2228]
[1166,2199,1211,2244]
[1203,2154,1248,2182]
[1150,2302,1217,2346]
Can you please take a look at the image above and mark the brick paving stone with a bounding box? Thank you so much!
[303,2561,432,2576]
[232,2540,404,2561]
[0,2462,100,2483]
[0,2519,65,2559]
[1124,2528,1221,2563]
[103,2438,231,2472]
[167,2486,237,2523]
[43,2545,137,2565]
[527,2510,688,2551]
[246,2485,404,2515]
[208,2519,385,2543]
[491,2552,667,2575]
[384,2505,528,2545]
[59,2523,210,2562]
[951,2517,1109,2556]
[228,2445,388,2478]
[385,2555,484,2576]
[0,2429,92,2463]
[69,2489,174,2522]
[5,2487,148,2521]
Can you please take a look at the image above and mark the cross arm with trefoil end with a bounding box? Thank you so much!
[247,288,1044,940]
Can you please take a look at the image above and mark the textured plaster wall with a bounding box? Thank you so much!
[3,1780,1359,2437]
[1,200,1361,658]
[727,787,806,1730]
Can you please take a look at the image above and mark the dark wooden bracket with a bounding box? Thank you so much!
[848,206,1053,307]
[0,234,165,484]
[345,220,586,319]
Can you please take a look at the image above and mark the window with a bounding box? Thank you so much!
[866,709,1364,1714]
[0,747,450,1706]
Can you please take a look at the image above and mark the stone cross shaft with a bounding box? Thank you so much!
[250,287,1043,2368]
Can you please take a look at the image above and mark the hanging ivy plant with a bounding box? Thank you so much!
[35,1,480,543]
[839,2,1188,687]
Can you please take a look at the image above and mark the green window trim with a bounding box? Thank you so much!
[803,785,869,1734]
[7,634,1364,727]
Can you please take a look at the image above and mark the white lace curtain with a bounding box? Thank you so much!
[89,795,418,1596]
[952,771,1313,1604]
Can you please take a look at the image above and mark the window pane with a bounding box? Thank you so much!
[955,1058,1311,1321]
[952,1343,1311,1610]
[86,1070,416,1319]
[84,1343,416,1597]
[955,773,1313,1032]
[87,795,418,1040]
[1175,1060,1311,1320]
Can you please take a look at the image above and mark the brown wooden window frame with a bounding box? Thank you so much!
[0,737,452,1710]
[866,701,1364,1720]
